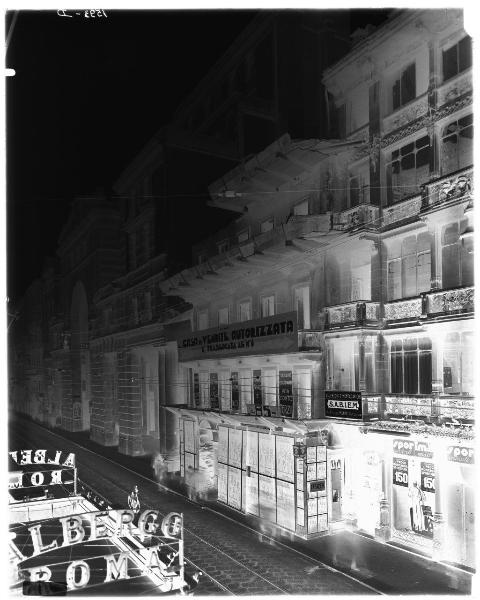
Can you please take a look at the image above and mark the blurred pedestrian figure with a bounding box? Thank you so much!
[128,485,140,514]
[185,466,196,501]
[152,453,168,485]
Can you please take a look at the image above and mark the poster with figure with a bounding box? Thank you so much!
[210,372,219,409]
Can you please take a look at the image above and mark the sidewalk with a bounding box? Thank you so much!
[45,423,473,595]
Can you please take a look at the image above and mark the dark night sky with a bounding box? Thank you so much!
[6,8,391,303]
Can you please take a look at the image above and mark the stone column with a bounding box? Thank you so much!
[375,455,392,542]
[358,335,367,393]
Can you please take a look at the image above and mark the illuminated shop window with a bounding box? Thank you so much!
[387,233,432,300]
[386,136,429,204]
[443,36,472,81]
[441,221,473,289]
[390,337,432,395]
[197,310,209,331]
[261,295,275,317]
[218,307,229,326]
[441,114,473,175]
[238,299,252,322]
[294,286,311,329]
[442,332,474,395]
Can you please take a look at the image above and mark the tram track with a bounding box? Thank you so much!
[10,418,384,595]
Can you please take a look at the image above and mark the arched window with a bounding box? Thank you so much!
[441,114,473,175]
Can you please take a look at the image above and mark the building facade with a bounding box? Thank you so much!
[161,9,474,569]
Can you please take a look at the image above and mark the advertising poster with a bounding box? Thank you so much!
[218,425,229,464]
[420,462,435,493]
[279,370,293,417]
[231,371,240,411]
[210,372,219,409]
[228,428,242,468]
[275,435,294,483]
[259,475,276,520]
[193,372,200,407]
[276,479,295,531]
[228,466,242,510]
[393,457,409,487]
[217,462,228,503]
[259,433,275,477]
[253,370,263,412]
[243,430,259,471]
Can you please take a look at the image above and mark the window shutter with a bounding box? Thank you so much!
[401,63,416,105]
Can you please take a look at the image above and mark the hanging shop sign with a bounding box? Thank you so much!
[392,457,409,487]
[230,372,239,411]
[178,312,298,361]
[447,445,474,464]
[420,462,435,493]
[13,511,185,593]
[9,450,76,467]
[393,438,433,459]
[9,468,75,490]
[325,391,362,419]
[209,373,219,410]
[279,370,293,417]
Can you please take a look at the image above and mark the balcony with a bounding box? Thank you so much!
[384,393,474,423]
[325,301,380,329]
[437,69,472,107]
[427,286,474,316]
[422,166,473,212]
[382,195,422,228]
[332,201,379,232]
[384,297,422,323]
[383,93,429,136]
[298,330,323,352]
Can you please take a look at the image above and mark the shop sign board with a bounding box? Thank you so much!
[393,457,409,487]
[310,480,326,493]
[447,445,474,464]
[279,371,293,417]
[178,312,298,361]
[230,372,239,411]
[393,439,433,459]
[325,391,362,419]
[420,462,435,493]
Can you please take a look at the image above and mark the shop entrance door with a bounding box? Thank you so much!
[330,457,343,522]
